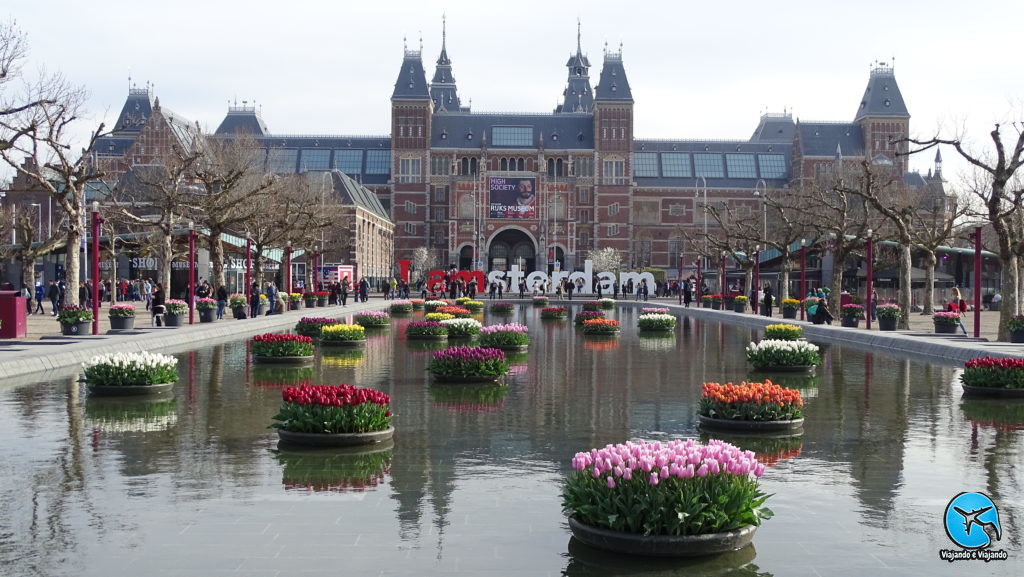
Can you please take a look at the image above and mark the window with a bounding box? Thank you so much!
[579,209,589,224]
[758,154,787,178]
[434,231,444,245]
[433,185,448,202]
[433,207,446,221]
[578,186,591,203]
[608,202,620,216]
[726,154,757,178]
[575,157,594,177]
[299,149,330,172]
[366,150,390,175]
[492,126,532,147]
[500,158,509,171]
[398,157,421,183]
[334,150,363,174]
[404,200,417,214]
[607,224,619,236]
[603,159,626,185]
[668,240,680,264]
[633,153,658,177]
[266,149,298,173]
[430,156,451,176]
[694,154,724,178]
[404,222,417,235]
[580,231,590,247]
[660,153,691,178]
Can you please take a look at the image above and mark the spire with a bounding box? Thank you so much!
[577,17,582,55]
[594,42,633,103]
[835,142,843,161]
[854,60,910,121]
[430,14,461,111]
[934,147,943,178]
[556,20,594,113]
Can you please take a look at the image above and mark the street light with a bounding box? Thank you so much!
[753,244,760,315]
[29,203,41,243]
[90,201,103,335]
[720,250,727,295]
[694,176,708,269]
[753,179,767,241]
[799,238,807,321]
[865,228,873,331]
[245,232,252,304]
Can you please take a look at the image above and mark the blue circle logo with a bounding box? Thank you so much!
[944,492,1001,550]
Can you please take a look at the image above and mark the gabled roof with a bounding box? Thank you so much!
[854,62,910,121]
[155,102,205,156]
[392,49,430,100]
[112,87,155,133]
[215,105,269,136]
[324,170,391,220]
[796,122,864,157]
[430,113,594,150]
[594,50,632,103]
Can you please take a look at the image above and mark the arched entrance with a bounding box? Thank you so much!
[458,245,474,270]
[488,229,536,273]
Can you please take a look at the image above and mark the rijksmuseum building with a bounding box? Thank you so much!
[94,24,941,282]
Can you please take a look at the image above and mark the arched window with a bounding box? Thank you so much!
[517,158,525,171]
[470,158,478,175]
[461,157,469,175]
[500,157,508,171]
[547,158,555,177]
[556,158,564,176]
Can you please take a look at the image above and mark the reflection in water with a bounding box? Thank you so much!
[429,383,509,412]
[85,394,178,433]
[962,398,1024,431]
[564,540,767,576]
[249,365,315,387]
[275,441,393,493]
[699,433,804,468]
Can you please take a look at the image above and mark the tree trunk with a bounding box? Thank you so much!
[65,227,82,306]
[921,251,937,315]
[20,257,35,295]
[895,243,912,329]
[779,253,791,301]
[743,265,752,298]
[998,255,1020,341]
[828,263,844,314]
[159,230,173,296]
[209,224,227,290]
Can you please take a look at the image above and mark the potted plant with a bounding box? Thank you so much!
[562,438,771,556]
[410,299,426,310]
[424,312,455,322]
[390,299,414,314]
[406,321,449,340]
[57,305,94,335]
[732,295,749,313]
[780,299,800,319]
[252,333,315,363]
[532,295,550,306]
[490,301,515,314]
[710,294,724,310]
[195,297,217,323]
[229,294,248,319]
[638,313,676,331]
[354,310,391,327]
[642,307,670,314]
[540,306,569,320]
[271,384,393,446]
[319,323,367,346]
[1005,315,1024,343]
[108,304,136,330]
[701,294,713,308]
[163,299,188,327]
[745,339,821,370]
[582,301,603,312]
[840,304,865,328]
[437,305,472,318]
[303,292,317,308]
[932,311,961,334]
[288,292,303,310]
[574,310,605,325]
[581,318,621,335]
[479,322,530,350]
[698,380,804,433]
[315,291,330,307]
[82,350,178,395]
[426,345,510,382]
[961,357,1024,397]
[424,299,451,313]
[598,298,616,309]
[763,323,803,341]
[439,318,482,338]
[294,317,337,337]
[461,299,485,312]
[876,303,902,331]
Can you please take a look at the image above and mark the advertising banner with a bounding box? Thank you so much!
[488,177,536,219]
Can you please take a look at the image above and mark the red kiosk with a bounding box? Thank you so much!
[0,290,28,338]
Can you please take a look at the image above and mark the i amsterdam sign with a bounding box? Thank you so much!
[397,259,655,291]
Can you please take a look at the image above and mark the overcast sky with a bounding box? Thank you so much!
[8,0,1023,184]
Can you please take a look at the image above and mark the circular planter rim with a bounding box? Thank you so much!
[698,414,805,433]
[319,339,367,347]
[277,426,394,447]
[406,333,450,340]
[253,355,315,364]
[962,384,1024,398]
[87,381,176,396]
[429,373,503,383]
[749,364,816,372]
[567,517,757,558]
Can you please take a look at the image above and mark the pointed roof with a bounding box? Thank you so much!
[215,102,269,136]
[392,41,430,101]
[748,112,795,143]
[429,16,462,112]
[795,121,864,157]
[854,61,910,121]
[594,44,633,103]
[556,21,594,113]
[113,86,156,133]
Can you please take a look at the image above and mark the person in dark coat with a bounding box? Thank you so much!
[215,284,228,320]
[47,281,60,315]
[762,284,774,317]
[151,282,166,327]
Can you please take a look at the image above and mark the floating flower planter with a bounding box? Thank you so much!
[424,312,455,322]
[641,307,670,314]
[252,333,315,363]
[423,299,452,313]
[745,339,820,371]
[294,317,337,338]
[598,298,616,310]
[439,318,482,338]
[698,380,805,434]
[479,322,530,350]
[82,351,179,396]
[460,299,485,312]
[961,357,1024,397]
[354,310,391,327]
[638,313,676,331]
[581,319,621,335]
[574,310,605,325]
[271,384,394,447]
[410,299,426,310]
[389,299,414,314]
[763,324,803,341]
[405,321,449,340]
[563,439,770,557]
[319,323,367,346]
[540,306,569,320]
[426,346,509,382]
[436,305,472,318]
[490,301,516,314]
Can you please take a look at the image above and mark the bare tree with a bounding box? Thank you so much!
[908,124,1024,340]
[906,190,969,315]
[587,246,622,275]
[411,246,439,283]
[9,205,62,289]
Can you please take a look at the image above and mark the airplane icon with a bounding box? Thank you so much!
[954,506,1002,543]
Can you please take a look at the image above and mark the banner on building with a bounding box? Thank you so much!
[488,177,536,219]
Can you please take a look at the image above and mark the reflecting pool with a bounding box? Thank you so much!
[1,305,1021,576]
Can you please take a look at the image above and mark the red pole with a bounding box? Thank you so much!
[865,232,873,331]
[245,235,252,301]
[90,205,101,335]
[696,259,702,302]
[188,225,195,325]
[753,249,760,315]
[313,251,319,291]
[800,242,807,321]
[974,226,982,338]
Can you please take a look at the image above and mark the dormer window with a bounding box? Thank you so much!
[575,67,583,76]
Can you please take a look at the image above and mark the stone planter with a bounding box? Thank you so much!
[698,415,805,434]
[304,299,316,309]
[841,317,860,328]
[277,426,394,448]
[316,298,327,307]
[961,384,1024,398]
[164,313,183,327]
[108,316,135,330]
[701,301,711,309]
[232,305,247,319]
[290,301,301,311]
[878,317,898,331]
[87,381,175,396]
[60,321,91,335]
[1010,329,1024,343]
[567,517,757,558]
[934,322,958,334]
[711,302,722,310]
[782,308,797,319]
[732,302,746,313]
[198,308,216,323]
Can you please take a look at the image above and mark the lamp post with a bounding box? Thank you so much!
[973,226,982,338]
[285,240,292,295]
[694,176,708,269]
[90,201,103,335]
[188,221,196,325]
[678,255,684,305]
[753,179,767,242]
[245,232,252,301]
[799,238,807,321]
[720,250,727,296]
[753,244,760,315]
[695,258,702,303]
[865,228,873,331]
[30,203,41,243]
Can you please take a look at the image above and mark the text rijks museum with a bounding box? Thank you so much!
[95,25,937,282]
